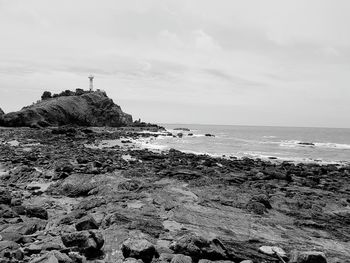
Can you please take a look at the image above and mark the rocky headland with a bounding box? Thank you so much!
[0,91,132,128]
[0,126,349,263]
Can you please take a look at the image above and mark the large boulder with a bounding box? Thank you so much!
[121,238,156,263]
[25,205,49,220]
[170,234,228,261]
[1,91,132,127]
[61,230,104,258]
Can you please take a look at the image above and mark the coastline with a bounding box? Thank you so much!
[0,126,349,262]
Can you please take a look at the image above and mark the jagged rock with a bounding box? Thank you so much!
[61,230,104,258]
[290,251,327,263]
[170,254,192,263]
[75,215,99,231]
[121,238,156,263]
[1,91,132,127]
[0,188,11,205]
[0,108,4,116]
[170,235,228,261]
[25,205,49,220]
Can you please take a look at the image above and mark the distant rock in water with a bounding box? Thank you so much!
[0,90,132,127]
[298,142,315,146]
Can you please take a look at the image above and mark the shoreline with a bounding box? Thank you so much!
[0,126,349,262]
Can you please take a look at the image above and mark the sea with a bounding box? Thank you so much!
[137,124,350,165]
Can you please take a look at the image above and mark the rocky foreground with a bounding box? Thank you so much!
[0,127,349,263]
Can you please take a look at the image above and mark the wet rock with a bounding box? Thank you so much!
[75,215,99,231]
[170,254,192,263]
[25,205,49,220]
[290,251,327,263]
[0,188,11,205]
[121,238,156,263]
[61,230,104,258]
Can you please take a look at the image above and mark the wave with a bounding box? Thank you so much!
[279,140,350,150]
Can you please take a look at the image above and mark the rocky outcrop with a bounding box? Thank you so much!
[0,91,132,127]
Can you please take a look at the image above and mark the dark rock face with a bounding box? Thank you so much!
[0,91,132,127]
[61,230,104,258]
[25,206,48,220]
[0,188,12,205]
[75,215,99,231]
[121,238,156,263]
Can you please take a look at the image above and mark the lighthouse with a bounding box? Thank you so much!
[88,75,94,91]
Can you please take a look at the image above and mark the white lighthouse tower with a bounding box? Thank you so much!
[88,75,94,91]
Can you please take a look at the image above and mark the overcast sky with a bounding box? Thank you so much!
[0,0,349,128]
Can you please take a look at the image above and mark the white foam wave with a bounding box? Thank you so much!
[314,142,350,150]
[279,140,350,150]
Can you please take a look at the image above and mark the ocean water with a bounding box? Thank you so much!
[138,124,350,164]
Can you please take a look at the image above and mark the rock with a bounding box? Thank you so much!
[29,250,73,263]
[75,215,99,231]
[290,251,327,263]
[25,243,42,255]
[174,128,191,131]
[240,261,253,263]
[0,188,11,205]
[205,134,215,137]
[0,204,18,218]
[124,258,143,263]
[258,246,286,258]
[170,254,192,263]
[1,91,133,127]
[0,240,20,251]
[25,205,49,220]
[170,235,228,261]
[250,194,272,209]
[121,238,156,263]
[246,201,266,215]
[61,230,104,258]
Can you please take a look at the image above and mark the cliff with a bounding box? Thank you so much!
[0,91,132,127]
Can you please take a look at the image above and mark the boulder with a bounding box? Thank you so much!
[121,238,156,263]
[258,246,286,258]
[29,250,73,263]
[1,91,132,127]
[170,235,228,261]
[0,188,11,205]
[171,254,192,263]
[75,215,99,231]
[61,230,104,258]
[290,251,327,263]
[25,205,49,220]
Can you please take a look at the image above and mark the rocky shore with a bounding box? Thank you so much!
[0,126,349,263]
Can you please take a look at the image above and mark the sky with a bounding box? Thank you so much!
[0,0,349,128]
